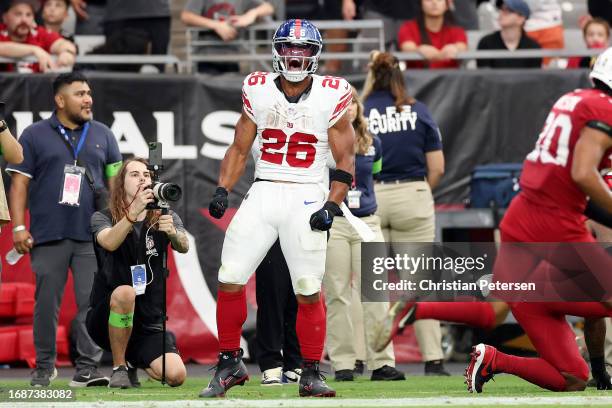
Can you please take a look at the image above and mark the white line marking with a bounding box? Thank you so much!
[5,396,612,408]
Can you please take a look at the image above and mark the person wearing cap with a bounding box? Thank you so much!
[0,0,76,72]
[476,0,542,69]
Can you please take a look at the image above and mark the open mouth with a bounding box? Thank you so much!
[288,58,302,70]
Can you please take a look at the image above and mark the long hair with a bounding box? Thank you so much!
[350,86,372,155]
[362,51,415,112]
[416,0,455,45]
[109,158,159,228]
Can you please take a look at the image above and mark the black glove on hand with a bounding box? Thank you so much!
[309,201,342,231]
[209,187,228,219]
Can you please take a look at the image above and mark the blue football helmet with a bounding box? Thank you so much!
[272,19,322,82]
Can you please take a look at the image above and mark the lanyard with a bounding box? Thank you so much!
[58,122,90,165]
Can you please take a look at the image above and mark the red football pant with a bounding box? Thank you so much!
[415,302,496,330]
[493,302,612,391]
[296,299,326,362]
[216,288,247,352]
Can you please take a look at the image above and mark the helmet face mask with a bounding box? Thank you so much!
[272,19,322,82]
[589,47,612,92]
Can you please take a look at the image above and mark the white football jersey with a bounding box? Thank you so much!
[242,72,352,183]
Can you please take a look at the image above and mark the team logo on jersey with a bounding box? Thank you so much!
[365,145,376,156]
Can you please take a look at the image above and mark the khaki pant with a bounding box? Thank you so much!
[324,215,395,371]
[375,181,444,362]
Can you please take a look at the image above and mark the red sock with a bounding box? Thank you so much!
[494,350,567,391]
[415,302,496,330]
[216,288,247,352]
[296,300,326,361]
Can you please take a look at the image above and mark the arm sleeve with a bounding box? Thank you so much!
[418,103,443,151]
[105,128,123,178]
[372,136,382,174]
[91,211,113,239]
[42,29,63,52]
[242,76,257,122]
[170,211,186,233]
[5,129,34,178]
[328,78,352,128]
[398,20,419,47]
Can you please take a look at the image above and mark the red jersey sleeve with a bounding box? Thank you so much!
[37,27,62,52]
[398,20,420,47]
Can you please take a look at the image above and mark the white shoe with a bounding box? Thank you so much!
[282,368,302,384]
[261,367,282,386]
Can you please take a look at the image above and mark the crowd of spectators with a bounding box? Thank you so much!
[0,0,609,74]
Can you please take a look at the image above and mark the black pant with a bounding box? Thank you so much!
[255,240,302,372]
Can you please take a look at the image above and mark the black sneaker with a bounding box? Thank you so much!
[425,359,451,376]
[199,349,249,398]
[353,360,365,377]
[299,361,336,397]
[334,369,354,382]
[127,365,141,388]
[30,367,57,387]
[109,366,131,389]
[371,365,405,381]
[69,367,109,387]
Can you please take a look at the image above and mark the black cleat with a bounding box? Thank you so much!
[199,349,249,398]
[371,365,405,381]
[299,361,336,397]
[334,369,354,381]
[425,360,451,376]
[353,360,365,377]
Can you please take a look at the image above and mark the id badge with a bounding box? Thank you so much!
[58,165,85,207]
[347,189,362,209]
[131,264,147,295]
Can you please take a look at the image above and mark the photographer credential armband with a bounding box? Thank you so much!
[105,161,123,178]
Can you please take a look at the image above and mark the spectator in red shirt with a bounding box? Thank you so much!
[398,0,467,69]
[0,0,76,72]
[567,18,610,69]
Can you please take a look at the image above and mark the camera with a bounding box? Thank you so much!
[146,142,182,210]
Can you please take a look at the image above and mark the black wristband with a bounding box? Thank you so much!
[215,186,228,197]
[330,169,353,187]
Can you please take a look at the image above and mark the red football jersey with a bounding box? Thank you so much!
[520,88,612,215]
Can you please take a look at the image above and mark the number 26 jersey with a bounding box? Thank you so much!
[521,88,612,214]
[242,72,352,183]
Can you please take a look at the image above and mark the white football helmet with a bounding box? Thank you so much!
[589,47,612,91]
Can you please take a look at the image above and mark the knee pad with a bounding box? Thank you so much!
[294,276,321,296]
[108,311,133,328]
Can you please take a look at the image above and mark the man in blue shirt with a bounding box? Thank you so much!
[7,72,122,387]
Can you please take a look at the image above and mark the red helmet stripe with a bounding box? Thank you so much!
[295,19,301,39]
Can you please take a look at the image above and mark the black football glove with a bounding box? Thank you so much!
[209,187,228,219]
[309,201,342,231]
[592,370,612,390]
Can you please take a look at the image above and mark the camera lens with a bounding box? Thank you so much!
[159,183,182,202]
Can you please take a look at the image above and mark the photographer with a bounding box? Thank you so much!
[86,158,188,388]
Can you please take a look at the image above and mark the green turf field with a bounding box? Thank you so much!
[2,375,612,407]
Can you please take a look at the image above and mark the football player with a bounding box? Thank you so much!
[376,47,612,393]
[200,19,355,398]
[465,47,612,393]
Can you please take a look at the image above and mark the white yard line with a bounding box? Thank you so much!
[4,396,612,408]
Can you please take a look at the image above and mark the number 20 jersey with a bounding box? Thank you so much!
[241,72,352,183]
[520,88,612,214]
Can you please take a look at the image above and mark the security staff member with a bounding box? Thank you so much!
[362,52,448,376]
[324,86,405,382]
[86,158,188,388]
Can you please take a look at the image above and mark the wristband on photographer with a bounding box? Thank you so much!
[12,225,26,233]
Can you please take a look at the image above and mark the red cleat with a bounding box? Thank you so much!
[465,343,497,394]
